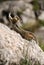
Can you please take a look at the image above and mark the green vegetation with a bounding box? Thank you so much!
[40,43,44,51]
[38,38,44,51]
[33,0,40,11]
[20,58,41,65]
[38,20,44,26]
[20,58,32,65]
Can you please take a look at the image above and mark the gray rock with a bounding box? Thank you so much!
[38,11,44,20]
[0,23,44,65]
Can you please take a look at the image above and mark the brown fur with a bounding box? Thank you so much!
[9,14,37,43]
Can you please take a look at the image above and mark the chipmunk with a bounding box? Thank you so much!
[9,13,37,43]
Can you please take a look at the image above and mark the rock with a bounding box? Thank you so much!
[0,23,44,65]
[38,11,44,20]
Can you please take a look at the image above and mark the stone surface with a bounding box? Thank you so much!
[0,23,44,65]
[38,11,44,20]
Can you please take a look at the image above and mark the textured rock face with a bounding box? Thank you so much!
[0,23,44,65]
[0,23,24,65]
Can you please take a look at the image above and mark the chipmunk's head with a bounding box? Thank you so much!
[9,13,19,24]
